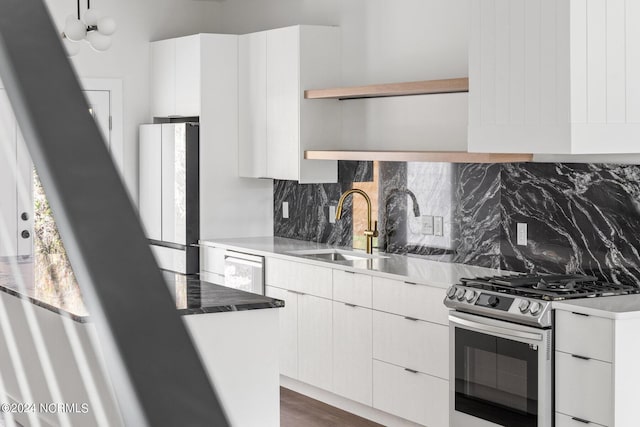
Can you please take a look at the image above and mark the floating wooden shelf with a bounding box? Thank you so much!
[304,150,533,163]
[304,78,469,100]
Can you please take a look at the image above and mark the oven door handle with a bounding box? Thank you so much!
[449,315,544,342]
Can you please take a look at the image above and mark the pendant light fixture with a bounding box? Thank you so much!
[62,0,116,56]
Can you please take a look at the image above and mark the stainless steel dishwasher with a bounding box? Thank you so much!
[223,251,265,295]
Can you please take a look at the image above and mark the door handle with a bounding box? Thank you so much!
[571,417,591,424]
[21,230,30,239]
[20,212,29,221]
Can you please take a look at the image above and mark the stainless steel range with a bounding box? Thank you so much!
[444,273,639,427]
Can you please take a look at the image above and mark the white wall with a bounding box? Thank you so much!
[216,0,470,85]
[43,0,223,202]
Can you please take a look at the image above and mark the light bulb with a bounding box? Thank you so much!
[97,17,116,36]
[62,36,81,57]
[63,15,86,41]
[83,8,101,26]
[86,31,111,51]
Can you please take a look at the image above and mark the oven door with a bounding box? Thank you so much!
[449,311,552,427]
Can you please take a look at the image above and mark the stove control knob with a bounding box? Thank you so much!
[465,290,477,302]
[488,295,499,307]
[530,302,542,315]
[455,288,466,301]
[447,287,457,299]
[518,300,531,313]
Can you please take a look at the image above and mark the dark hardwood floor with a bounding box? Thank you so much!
[281,387,384,427]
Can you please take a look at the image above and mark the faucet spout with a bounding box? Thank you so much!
[383,188,421,253]
[335,189,378,254]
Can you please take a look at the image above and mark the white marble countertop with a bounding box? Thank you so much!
[200,236,505,289]
[553,294,640,320]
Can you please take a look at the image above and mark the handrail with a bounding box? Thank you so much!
[0,0,229,426]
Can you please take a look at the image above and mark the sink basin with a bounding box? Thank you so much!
[288,249,387,263]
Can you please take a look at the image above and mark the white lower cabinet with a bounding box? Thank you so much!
[265,286,298,379]
[298,294,333,391]
[333,302,372,406]
[267,257,450,426]
[556,351,612,426]
[372,310,448,380]
[372,360,448,427]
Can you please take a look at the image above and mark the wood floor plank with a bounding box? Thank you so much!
[281,387,383,427]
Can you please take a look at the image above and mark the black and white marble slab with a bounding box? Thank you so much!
[274,160,640,285]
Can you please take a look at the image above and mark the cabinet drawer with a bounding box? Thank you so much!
[556,310,613,362]
[372,359,448,427]
[372,277,449,325]
[556,412,607,427]
[332,270,372,308]
[201,246,226,275]
[556,351,612,427]
[372,311,448,379]
[266,258,332,298]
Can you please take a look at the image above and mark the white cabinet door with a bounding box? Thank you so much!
[372,277,449,325]
[298,294,332,391]
[372,310,448,380]
[150,39,176,117]
[333,302,372,406]
[175,35,201,117]
[555,310,613,362]
[373,359,448,427]
[265,258,332,298]
[0,89,17,257]
[555,351,613,426]
[239,32,267,178]
[139,125,162,241]
[265,286,298,379]
[266,26,300,181]
[332,270,372,308]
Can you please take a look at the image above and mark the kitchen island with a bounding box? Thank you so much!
[0,260,283,427]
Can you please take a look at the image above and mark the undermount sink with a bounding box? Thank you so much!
[288,249,388,263]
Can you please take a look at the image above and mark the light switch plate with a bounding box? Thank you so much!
[434,216,444,236]
[421,215,434,235]
[329,205,336,224]
[517,223,527,246]
[282,202,289,219]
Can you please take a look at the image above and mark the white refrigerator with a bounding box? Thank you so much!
[139,121,199,274]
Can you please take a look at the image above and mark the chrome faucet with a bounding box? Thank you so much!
[382,188,421,253]
[335,189,378,254]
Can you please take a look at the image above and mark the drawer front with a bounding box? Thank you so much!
[556,351,612,426]
[556,310,613,362]
[332,270,372,308]
[201,246,226,275]
[372,359,448,427]
[372,310,448,379]
[266,258,332,298]
[556,412,607,427]
[372,276,449,325]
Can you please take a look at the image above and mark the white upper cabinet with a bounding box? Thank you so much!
[239,25,341,183]
[469,0,640,154]
[150,35,201,117]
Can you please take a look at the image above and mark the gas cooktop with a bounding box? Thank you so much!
[444,273,640,328]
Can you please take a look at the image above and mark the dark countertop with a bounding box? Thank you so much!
[0,257,283,323]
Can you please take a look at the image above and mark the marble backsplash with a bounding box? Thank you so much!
[274,161,640,284]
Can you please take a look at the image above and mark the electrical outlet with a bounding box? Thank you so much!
[282,202,289,219]
[434,216,444,236]
[517,223,527,246]
[421,215,434,235]
[329,205,336,224]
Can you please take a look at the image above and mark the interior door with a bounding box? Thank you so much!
[0,89,18,257]
[84,89,111,150]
